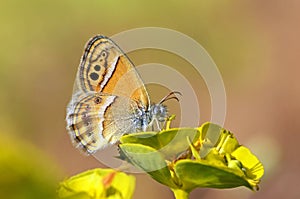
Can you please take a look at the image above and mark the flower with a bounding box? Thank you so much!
[119,122,264,198]
[58,168,135,199]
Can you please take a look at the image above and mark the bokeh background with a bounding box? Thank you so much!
[0,0,299,198]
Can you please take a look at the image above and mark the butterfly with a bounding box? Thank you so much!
[66,35,178,154]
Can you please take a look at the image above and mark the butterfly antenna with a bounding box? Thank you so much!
[159,91,182,104]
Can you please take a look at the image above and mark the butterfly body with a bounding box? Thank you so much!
[66,35,167,154]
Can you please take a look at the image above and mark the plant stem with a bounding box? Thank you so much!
[171,189,189,199]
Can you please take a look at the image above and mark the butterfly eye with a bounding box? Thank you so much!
[94,96,102,104]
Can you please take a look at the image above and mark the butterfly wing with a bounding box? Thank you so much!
[73,35,150,108]
[66,92,140,154]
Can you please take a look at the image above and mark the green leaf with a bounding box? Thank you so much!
[174,160,252,192]
[120,128,200,160]
[120,132,160,149]
[198,122,222,145]
[119,143,178,189]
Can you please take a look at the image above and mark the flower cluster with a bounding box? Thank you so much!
[119,122,264,198]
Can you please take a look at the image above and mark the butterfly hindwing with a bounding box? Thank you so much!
[67,92,140,153]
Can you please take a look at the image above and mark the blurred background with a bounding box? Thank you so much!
[0,0,299,198]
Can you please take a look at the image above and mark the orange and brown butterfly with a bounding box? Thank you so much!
[66,35,171,154]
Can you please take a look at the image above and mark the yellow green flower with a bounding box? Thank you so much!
[58,168,135,199]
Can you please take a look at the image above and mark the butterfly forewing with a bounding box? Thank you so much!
[74,35,150,108]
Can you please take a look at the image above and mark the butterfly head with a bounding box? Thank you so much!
[150,103,168,123]
[146,91,181,131]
